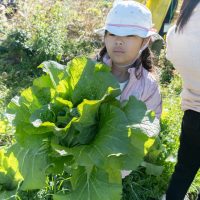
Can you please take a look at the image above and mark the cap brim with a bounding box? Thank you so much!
[94,26,159,38]
[106,26,158,38]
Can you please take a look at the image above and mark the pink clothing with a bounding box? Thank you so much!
[103,56,162,119]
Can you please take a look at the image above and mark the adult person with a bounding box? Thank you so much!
[165,0,200,199]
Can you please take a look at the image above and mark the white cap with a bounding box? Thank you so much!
[96,0,157,38]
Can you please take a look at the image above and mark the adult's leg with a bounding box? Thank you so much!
[166,110,200,200]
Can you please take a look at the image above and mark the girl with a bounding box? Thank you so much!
[96,0,162,119]
[95,0,162,178]
[166,0,200,199]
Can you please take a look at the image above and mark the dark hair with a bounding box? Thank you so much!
[176,0,200,32]
[96,46,154,79]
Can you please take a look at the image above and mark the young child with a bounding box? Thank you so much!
[96,0,162,119]
[95,0,162,178]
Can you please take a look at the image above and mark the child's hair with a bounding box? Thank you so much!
[176,0,200,32]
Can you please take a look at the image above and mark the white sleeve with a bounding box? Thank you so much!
[166,25,176,62]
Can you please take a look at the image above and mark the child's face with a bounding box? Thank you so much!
[104,31,144,67]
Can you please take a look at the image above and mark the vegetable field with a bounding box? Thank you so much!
[0,1,200,200]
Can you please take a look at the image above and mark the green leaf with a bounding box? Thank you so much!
[38,60,67,88]
[66,57,119,105]
[30,104,56,127]
[0,190,17,200]
[0,149,23,190]
[8,137,50,190]
[122,131,149,170]
[33,75,54,89]
[123,96,160,137]
[69,103,129,168]
[141,161,164,176]
[72,99,101,145]
[53,166,122,200]
[119,97,159,170]
[55,87,121,147]
[7,87,56,139]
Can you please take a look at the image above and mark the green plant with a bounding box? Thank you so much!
[1,29,33,64]
[3,57,159,200]
[157,48,175,85]
[0,0,114,68]
[122,166,171,200]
